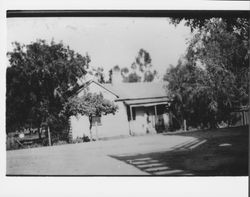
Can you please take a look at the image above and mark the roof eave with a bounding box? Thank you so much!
[115,96,169,102]
[73,80,120,98]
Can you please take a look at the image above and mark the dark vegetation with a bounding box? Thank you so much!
[6,40,117,149]
[164,17,249,130]
[108,49,158,83]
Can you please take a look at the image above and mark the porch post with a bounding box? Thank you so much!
[243,111,246,125]
[154,105,158,128]
[129,105,133,135]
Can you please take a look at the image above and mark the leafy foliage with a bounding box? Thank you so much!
[6,40,90,134]
[169,17,249,36]
[127,72,142,83]
[165,17,249,129]
[144,70,158,82]
[108,65,121,84]
[61,92,118,140]
[88,66,105,83]
[121,49,157,83]
[135,49,152,72]
[165,61,238,129]
[188,19,248,104]
[131,49,157,82]
[107,49,157,83]
[61,92,118,118]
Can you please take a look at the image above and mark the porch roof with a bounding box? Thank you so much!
[124,97,169,107]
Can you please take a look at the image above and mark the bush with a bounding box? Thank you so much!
[6,136,19,150]
[83,135,90,142]
[72,137,83,144]
[26,143,43,149]
[53,140,68,146]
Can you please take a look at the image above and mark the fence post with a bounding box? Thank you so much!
[48,126,52,146]
[184,119,187,132]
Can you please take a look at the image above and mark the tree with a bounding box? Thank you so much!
[184,18,249,106]
[88,66,105,83]
[132,49,157,82]
[121,67,129,75]
[61,92,118,140]
[165,17,249,129]
[6,40,90,139]
[165,59,238,129]
[169,17,249,105]
[95,67,105,83]
[169,17,249,37]
[108,65,121,83]
[107,50,157,83]
[135,49,152,73]
[127,72,141,83]
[119,49,157,83]
[144,70,158,82]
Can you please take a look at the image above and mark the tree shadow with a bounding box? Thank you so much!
[110,129,248,176]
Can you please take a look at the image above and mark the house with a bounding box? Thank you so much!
[70,80,172,140]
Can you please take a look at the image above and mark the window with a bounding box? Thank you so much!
[92,116,102,126]
[127,106,136,121]
[132,108,136,120]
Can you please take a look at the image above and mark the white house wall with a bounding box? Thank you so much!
[70,101,129,139]
[71,82,130,139]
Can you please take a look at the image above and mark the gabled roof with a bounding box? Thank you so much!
[76,80,120,98]
[103,82,168,100]
[74,80,169,101]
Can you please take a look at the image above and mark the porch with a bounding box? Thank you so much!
[125,97,171,135]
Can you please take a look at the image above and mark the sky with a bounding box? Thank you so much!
[7,17,192,78]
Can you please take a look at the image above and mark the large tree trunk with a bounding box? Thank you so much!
[95,121,99,141]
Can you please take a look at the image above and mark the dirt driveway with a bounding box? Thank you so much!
[6,126,248,176]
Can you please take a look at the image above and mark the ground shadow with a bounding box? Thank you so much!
[110,127,248,176]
